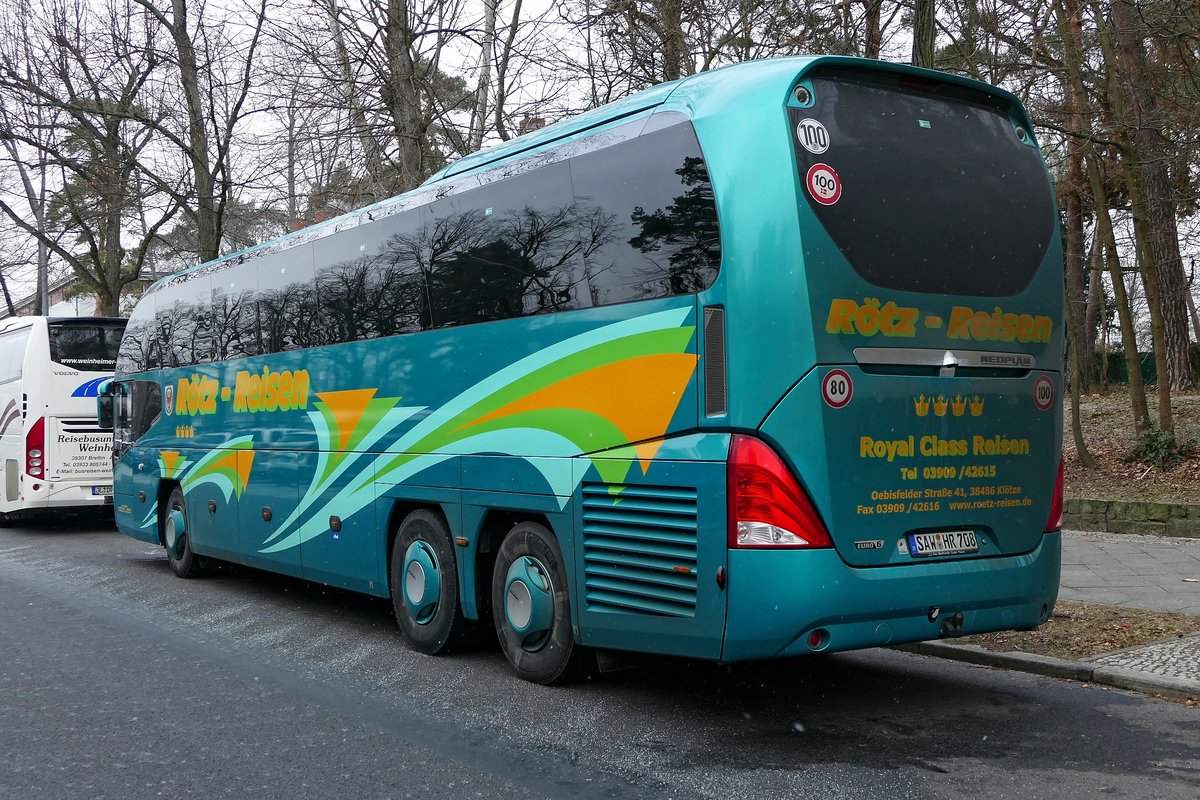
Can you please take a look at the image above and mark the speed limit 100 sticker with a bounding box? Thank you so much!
[806,163,842,206]
[1033,375,1055,411]
[796,118,830,154]
[822,369,853,409]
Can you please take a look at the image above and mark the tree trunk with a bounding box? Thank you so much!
[863,0,883,58]
[492,0,524,141]
[1186,261,1200,341]
[0,269,14,317]
[383,0,428,191]
[1054,0,1094,465]
[1093,164,1151,429]
[1082,233,1102,386]
[1065,0,1149,426]
[1092,0,1173,431]
[168,0,218,264]
[326,0,385,193]
[912,0,936,67]
[659,0,688,81]
[1108,0,1194,393]
[470,0,498,153]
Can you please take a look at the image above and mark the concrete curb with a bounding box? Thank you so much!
[898,641,1200,701]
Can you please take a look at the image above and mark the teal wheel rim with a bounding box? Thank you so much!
[503,556,555,651]
[403,540,441,625]
[166,508,187,558]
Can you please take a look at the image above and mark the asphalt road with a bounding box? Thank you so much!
[1,517,1197,800]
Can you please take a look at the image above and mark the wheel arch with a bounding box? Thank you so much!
[156,479,180,548]
[384,500,449,596]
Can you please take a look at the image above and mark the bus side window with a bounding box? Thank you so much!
[568,120,721,305]
[0,329,30,384]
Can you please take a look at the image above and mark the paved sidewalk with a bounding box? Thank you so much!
[1061,529,1200,693]
[910,528,1200,700]
[1061,529,1200,614]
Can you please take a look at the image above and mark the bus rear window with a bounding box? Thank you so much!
[791,71,1055,296]
[49,321,125,371]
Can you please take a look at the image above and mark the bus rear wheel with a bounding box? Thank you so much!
[390,509,473,654]
[162,486,202,578]
[491,521,584,684]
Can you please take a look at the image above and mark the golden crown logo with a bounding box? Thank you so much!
[951,395,966,417]
[933,394,949,417]
[914,394,930,416]
[970,395,985,416]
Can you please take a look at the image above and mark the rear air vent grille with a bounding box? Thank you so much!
[581,483,698,618]
[703,306,726,416]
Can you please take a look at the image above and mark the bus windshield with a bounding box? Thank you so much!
[49,320,125,371]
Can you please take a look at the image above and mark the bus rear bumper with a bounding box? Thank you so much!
[19,481,113,511]
[721,531,1061,662]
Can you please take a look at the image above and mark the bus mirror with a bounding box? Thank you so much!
[96,380,114,430]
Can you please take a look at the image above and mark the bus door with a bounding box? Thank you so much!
[112,379,166,544]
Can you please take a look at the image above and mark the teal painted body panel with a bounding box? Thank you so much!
[723,532,1061,661]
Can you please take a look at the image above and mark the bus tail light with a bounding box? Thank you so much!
[1044,457,1064,532]
[728,435,832,548]
[26,416,45,477]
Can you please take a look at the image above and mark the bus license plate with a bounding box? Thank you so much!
[92,486,113,496]
[908,530,978,557]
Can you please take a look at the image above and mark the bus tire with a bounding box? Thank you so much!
[162,486,202,579]
[491,521,584,684]
[390,509,473,655]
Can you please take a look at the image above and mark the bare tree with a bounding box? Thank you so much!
[131,0,270,265]
[0,0,179,315]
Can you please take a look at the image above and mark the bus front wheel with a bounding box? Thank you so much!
[491,522,584,684]
[162,486,201,578]
[390,509,473,654]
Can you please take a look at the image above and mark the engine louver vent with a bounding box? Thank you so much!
[703,306,726,416]
[581,482,698,618]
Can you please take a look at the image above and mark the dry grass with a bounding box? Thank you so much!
[956,600,1200,661]
[1064,389,1200,505]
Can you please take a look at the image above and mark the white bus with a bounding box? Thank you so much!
[0,316,127,520]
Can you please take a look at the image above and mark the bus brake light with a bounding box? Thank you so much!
[1044,457,1064,532]
[26,417,45,477]
[728,435,832,548]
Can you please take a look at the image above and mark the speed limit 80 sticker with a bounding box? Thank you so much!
[822,369,853,409]
[806,163,842,206]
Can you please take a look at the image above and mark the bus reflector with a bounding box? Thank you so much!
[26,417,45,478]
[728,435,832,548]
[1044,457,1064,532]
